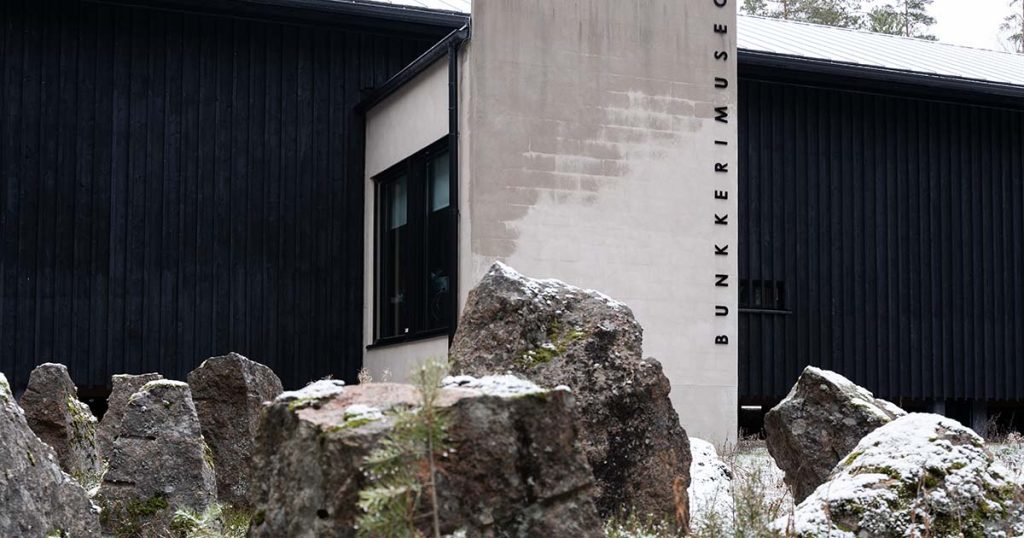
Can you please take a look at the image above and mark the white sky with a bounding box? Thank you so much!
[931,0,1015,51]
[866,0,1017,52]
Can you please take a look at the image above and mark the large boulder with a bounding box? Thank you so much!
[19,363,104,488]
[449,262,691,522]
[95,380,217,535]
[97,372,163,461]
[779,413,1024,537]
[188,352,283,507]
[247,376,603,538]
[0,372,101,537]
[765,366,905,503]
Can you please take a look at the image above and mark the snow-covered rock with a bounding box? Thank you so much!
[765,366,905,502]
[777,413,1024,537]
[450,262,691,524]
[275,379,346,409]
[688,438,734,533]
[248,377,603,537]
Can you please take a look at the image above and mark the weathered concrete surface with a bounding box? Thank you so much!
[19,363,104,488]
[458,0,739,444]
[97,372,163,461]
[450,263,691,523]
[248,377,602,538]
[188,352,283,507]
[95,380,217,535]
[765,366,905,503]
[0,372,101,537]
[778,414,1024,537]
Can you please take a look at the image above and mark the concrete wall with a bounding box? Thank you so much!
[363,59,450,381]
[458,0,739,443]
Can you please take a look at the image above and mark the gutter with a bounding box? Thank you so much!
[446,27,466,345]
[356,26,471,113]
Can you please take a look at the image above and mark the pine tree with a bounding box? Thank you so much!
[797,0,863,28]
[776,0,800,19]
[742,0,772,17]
[356,359,451,538]
[869,0,937,40]
[1002,0,1024,53]
[867,5,902,35]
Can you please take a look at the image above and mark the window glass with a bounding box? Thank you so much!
[375,142,453,343]
[430,153,450,211]
[425,151,452,330]
[379,174,408,338]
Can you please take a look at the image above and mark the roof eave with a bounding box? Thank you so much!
[241,0,468,26]
[739,49,1024,103]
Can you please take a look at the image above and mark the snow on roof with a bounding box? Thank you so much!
[348,0,470,14]
[738,15,1024,87]
[352,1,1024,88]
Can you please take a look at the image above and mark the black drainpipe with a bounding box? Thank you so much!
[447,25,468,346]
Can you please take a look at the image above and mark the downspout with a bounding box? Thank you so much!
[447,25,469,345]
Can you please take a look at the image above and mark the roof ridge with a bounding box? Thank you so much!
[737,13,1022,57]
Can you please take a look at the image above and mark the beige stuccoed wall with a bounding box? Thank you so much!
[458,0,739,443]
[363,59,450,381]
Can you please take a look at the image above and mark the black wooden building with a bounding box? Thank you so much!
[0,0,461,395]
[3,0,1024,427]
[736,21,1024,426]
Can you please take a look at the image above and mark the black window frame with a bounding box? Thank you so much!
[370,138,454,348]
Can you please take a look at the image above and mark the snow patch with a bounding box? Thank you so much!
[343,404,384,423]
[688,438,734,532]
[140,379,189,391]
[275,379,346,404]
[442,374,546,397]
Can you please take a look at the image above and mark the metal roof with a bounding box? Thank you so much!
[738,15,1024,88]
[351,1,1024,88]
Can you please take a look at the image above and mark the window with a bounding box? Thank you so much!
[739,279,788,313]
[374,140,454,343]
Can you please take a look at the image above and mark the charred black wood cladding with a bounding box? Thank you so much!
[0,0,443,393]
[739,76,1024,403]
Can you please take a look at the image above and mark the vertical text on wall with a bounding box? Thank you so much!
[712,0,732,346]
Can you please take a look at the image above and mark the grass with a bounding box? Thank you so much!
[169,503,252,538]
[607,436,794,538]
[694,437,793,537]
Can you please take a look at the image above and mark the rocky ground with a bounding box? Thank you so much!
[4,263,1024,538]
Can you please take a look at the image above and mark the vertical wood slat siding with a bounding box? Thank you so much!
[739,78,1024,403]
[0,0,440,392]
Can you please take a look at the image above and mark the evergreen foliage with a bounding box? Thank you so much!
[169,504,252,538]
[866,0,937,40]
[742,0,772,17]
[356,358,451,538]
[740,0,940,40]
